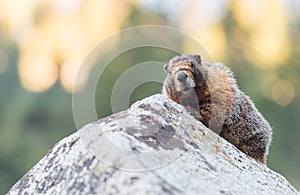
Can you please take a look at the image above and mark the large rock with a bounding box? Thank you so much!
[7,95,298,194]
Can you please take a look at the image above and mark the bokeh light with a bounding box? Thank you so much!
[60,58,89,92]
[272,79,295,106]
[18,54,58,92]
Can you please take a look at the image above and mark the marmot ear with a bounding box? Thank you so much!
[163,63,169,72]
[192,54,202,64]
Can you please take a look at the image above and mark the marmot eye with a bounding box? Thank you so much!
[191,62,196,67]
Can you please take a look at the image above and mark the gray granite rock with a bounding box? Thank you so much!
[7,94,298,195]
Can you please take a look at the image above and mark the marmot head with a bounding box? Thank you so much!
[163,54,207,96]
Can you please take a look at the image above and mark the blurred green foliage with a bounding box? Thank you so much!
[1,2,300,194]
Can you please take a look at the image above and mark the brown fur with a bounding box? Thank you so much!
[162,54,272,164]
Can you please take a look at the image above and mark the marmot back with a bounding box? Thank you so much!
[162,54,272,164]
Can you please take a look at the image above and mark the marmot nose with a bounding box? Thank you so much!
[176,71,188,83]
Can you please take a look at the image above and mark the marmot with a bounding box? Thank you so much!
[162,54,272,164]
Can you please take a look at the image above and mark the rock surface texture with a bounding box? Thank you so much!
[7,95,298,195]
